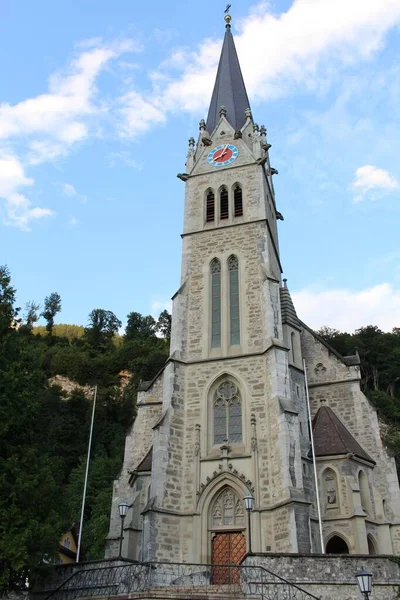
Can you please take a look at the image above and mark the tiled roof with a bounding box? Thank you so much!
[206,24,252,134]
[279,281,300,329]
[312,405,375,464]
[135,447,153,472]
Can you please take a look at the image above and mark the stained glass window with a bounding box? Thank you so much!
[211,259,221,348]
[229,255,240,345]
[213,381,242,444]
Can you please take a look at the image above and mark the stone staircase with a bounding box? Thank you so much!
[120,584,252,600]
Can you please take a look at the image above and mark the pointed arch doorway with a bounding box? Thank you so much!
[210,487,247,583]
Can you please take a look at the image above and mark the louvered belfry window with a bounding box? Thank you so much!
[220,188,229,219]
[211,258,221,348]
[214,381,242,444]
[206,190,215,222]
[234,185,243,217]
[228,255,240,345]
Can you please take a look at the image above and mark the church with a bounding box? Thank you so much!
[105,11,400,572]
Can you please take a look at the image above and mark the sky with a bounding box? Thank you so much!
[1,0,400,333]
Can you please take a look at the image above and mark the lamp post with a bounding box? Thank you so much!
[356,567,373,600]
[118,502,129,558]
[244,494,255,555]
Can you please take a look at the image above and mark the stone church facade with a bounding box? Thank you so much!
[105,14,400,566]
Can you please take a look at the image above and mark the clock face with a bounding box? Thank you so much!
[208,144,239,167]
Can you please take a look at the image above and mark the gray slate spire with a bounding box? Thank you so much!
[206,19,252,134]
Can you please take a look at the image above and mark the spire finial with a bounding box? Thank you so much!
[224,4,232,27]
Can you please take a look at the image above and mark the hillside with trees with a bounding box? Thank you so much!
[0,265,170,593]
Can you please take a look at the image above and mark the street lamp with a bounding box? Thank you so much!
[244,494,255,554]
[356,567,373,599]
[118,502,129,558]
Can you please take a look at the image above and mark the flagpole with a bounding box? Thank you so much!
[76,385,97,563]
[303,360,325,554]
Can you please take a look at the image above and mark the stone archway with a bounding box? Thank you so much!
[326,535,349,554]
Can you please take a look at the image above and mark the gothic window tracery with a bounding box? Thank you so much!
[228,255,240,345]
[206,189,215,222]
[211,487,245,528]
[211,259,221,348]
[214,381,242,444]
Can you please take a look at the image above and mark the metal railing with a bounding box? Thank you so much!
[44,561,321,600]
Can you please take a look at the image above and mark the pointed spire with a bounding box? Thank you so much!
[205,14,252,134]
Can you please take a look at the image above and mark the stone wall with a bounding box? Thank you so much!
[243,553,400,600]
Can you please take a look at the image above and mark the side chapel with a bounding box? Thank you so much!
[106,13,400,564]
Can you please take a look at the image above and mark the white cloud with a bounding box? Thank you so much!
[0,153,33,197]
[109,150,144,170]
[0,38,137,229]
[0,152,52,230]
[352,165,399,202]
[3,192,54,231]
[61,182,87,203]
[292,283,400,332]
[144,0,400,124]
[117,91,166,137]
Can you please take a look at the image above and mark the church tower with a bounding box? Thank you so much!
[106,12,400,564]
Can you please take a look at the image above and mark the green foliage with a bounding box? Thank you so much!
[33,323,85,340]
[125,311,157,341]
[156,309,172,340]
[0,265,169,592]
[42,292,62,336]
[0,265,20,333]
[84,309,122,351]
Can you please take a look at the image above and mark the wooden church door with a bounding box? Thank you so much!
[211,532,246,583]
[210,488,247,584]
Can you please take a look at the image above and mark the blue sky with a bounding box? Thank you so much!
[1,0,400,332]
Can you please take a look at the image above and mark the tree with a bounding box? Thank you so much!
[22,301,41,333]
[42,292,62,336]
[156,310,172,340]
[0,265,19,334]
[125,311,156,341]
[84,309,121,350]
[0,274,62,592]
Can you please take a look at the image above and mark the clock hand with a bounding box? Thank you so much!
[214,144,229,161]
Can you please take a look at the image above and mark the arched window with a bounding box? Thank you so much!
[214,381,242,445]
[63,536,71,549]
[233,185,243,217]
[211,259,221,348]
[359,470,372,515]
[367,535,378,555]
[326,535,349,554]
[291,332,296,362]
[220,187,229,219]
[324,468,338,509]
[228,255,240,345]
[206,189,215,222]
[211,487,245,528]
